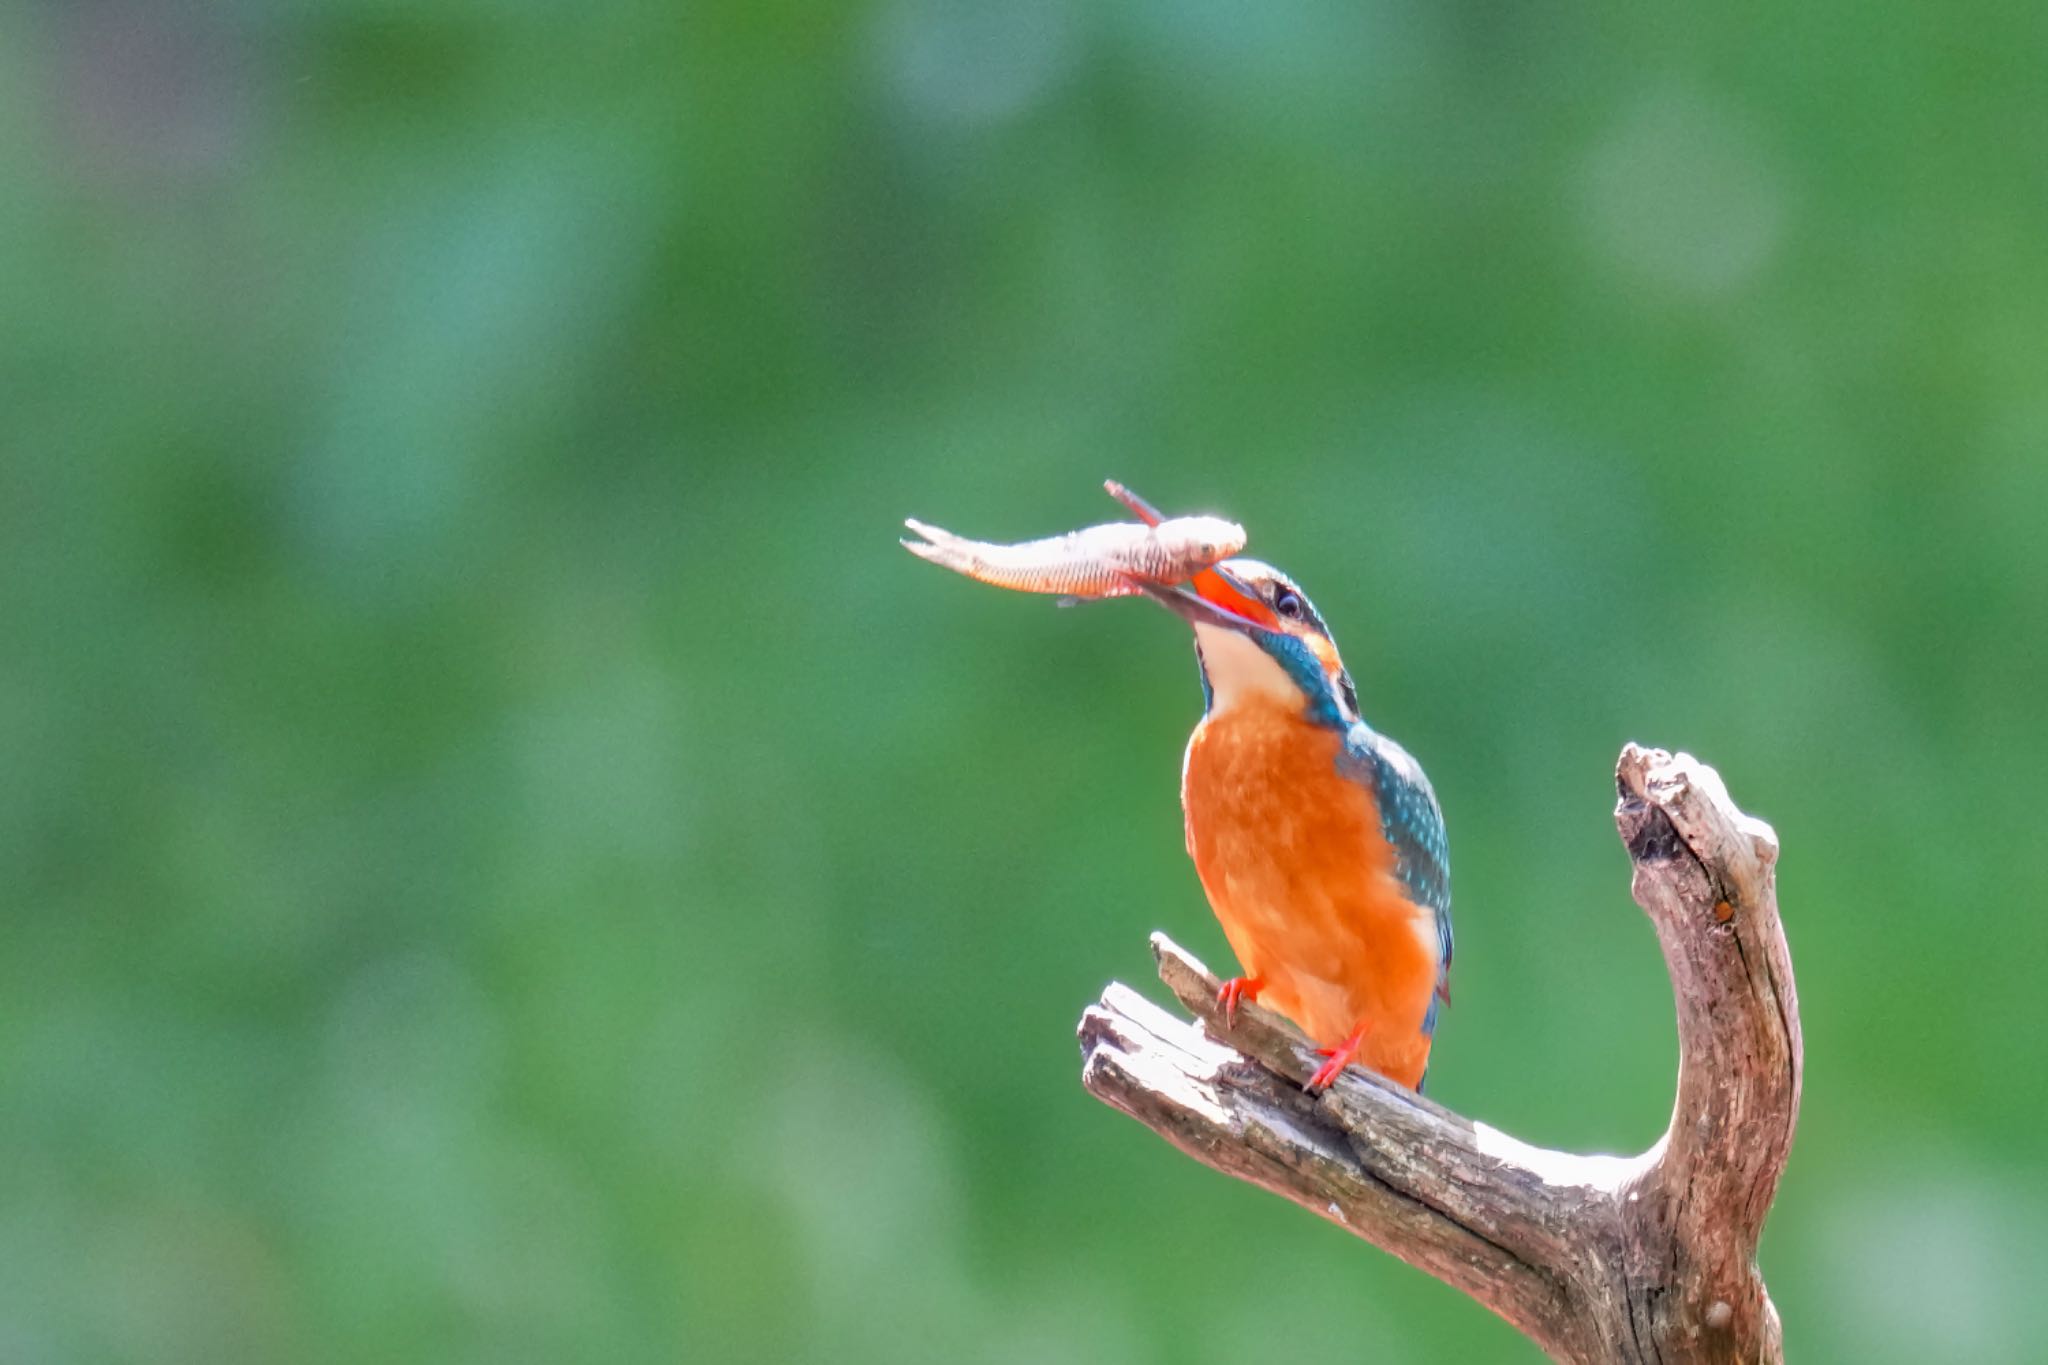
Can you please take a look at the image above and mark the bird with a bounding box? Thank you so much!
[1134,549,1453,1093]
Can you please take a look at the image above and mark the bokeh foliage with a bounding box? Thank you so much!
[4,1,2045,1361]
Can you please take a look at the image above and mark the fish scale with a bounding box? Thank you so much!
[901,513,1245,598]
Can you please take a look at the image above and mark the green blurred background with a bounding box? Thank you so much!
[6,1,2045,1361]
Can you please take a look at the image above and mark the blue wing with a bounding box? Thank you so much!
[1338,722,1453,1035]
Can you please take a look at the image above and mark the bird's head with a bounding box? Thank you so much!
[1144,558,1359,726]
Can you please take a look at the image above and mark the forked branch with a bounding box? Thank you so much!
[1078,745,1801,1364]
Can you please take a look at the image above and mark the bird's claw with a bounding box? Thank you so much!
[1304,1023,1370,1092]
[1217,975,1264,1028]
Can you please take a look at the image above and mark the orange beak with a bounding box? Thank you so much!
[1189,566,1279,630]
[1141,562,1279,635]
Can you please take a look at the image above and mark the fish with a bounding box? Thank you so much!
[901,506,1245,599]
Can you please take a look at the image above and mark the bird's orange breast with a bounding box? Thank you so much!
[1182,699,1438,1089]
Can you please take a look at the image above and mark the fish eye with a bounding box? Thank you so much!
[1273,587,1305,620]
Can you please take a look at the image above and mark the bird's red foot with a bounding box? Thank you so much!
[1216,975,1265,1028]
[1305,1022,1371,1092]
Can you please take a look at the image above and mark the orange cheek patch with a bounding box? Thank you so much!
[1307,634,1343,677]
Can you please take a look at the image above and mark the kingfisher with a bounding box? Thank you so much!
[1136,553,1453,1093]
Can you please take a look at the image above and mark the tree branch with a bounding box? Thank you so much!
[1078,744,1801,1364]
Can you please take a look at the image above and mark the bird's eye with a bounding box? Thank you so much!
[1273,588,1304,620]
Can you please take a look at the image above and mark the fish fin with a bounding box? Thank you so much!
[1102,480,1165,526]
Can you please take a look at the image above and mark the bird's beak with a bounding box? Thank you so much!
[1140,563,1279,634]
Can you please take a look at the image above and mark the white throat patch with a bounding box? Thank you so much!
[1193,623,1302,714]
